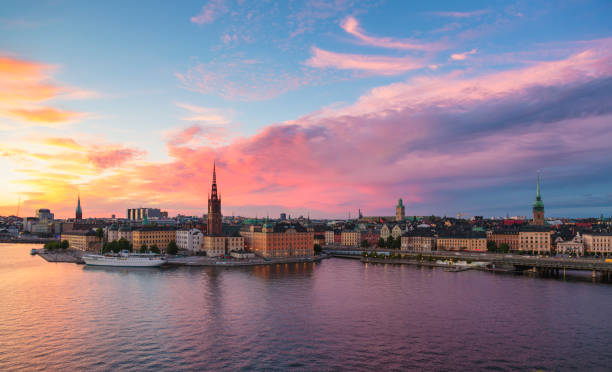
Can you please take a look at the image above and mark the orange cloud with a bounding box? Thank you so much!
[7,107,83,123]
[0,54,87,125]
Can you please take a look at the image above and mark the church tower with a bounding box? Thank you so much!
[207,162,223,235]
[395,198,405,221]
[76,194,83,220]
[532,174,545,225]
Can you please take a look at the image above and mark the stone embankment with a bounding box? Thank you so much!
[37,249,84,263]
[361,257,487,272]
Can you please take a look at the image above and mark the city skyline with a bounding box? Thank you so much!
[2,1,612,218]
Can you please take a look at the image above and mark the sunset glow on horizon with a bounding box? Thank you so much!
[2,0,612,219]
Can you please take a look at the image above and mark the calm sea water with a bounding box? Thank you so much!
[0,244,610,371]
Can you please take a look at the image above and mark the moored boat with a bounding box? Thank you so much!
[30,248,37,255]
[83,250,166,267]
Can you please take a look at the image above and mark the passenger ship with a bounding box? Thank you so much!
[83,250,166,267]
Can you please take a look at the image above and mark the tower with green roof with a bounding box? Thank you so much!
[532,174,545,225]
[395,198,405,221]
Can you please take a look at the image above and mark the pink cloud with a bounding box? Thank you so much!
[430,10,489,18]
[341,16,447,51]
[190,0,228,25]
[306,46,424,75]
[451,48,477,60]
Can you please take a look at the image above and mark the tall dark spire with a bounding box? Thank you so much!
[207,161,223,235]
[211,161,218,199]
[75,193,83,220]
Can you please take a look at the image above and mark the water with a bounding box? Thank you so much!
[0,244,610,371]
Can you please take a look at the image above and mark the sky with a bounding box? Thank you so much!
[1,0,612,219]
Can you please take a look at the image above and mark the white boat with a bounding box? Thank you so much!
[83,250,166,267]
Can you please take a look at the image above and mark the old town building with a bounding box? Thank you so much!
[61,230,101,252]
[251,223,314,258]
[436,232,487,252]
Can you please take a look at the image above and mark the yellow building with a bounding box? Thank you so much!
[132,227,176,250]
[252,223,314,258]
[582,233,612,255]
[436,234,487,251]
[60,230,102,252]
[519,230,551,252]
[203,235,244,257]
[341,230,360,247]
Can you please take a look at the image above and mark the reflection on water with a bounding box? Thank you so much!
[1,243,611,371]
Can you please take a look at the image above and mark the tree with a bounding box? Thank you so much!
[167,240,178,255]
[386,235,394,248]
[313,244,322,254]
[150,245,160,254]
[377,238,386,248]
[392,236,401,250]
[61,240,69,249]
[117,237,131,252]
[95,227,104,239]
[139,244,147,253]
[360,239,370,248]
[499,243,510,253]
[487,241,497,252]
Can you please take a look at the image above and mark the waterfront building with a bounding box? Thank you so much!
[401,230,436,252]
[532,174,545,225]
[396,198,405,221]
[324,230,335,245]
[519,228,551,252]
[341,229,360,247]
[487,230,520,251]
[118,224,133,242]
[106,223,119,242]
[251,223,314,258]
[436,232,487,251]
[555,233,584,256]
[202,235,244,257]
[132,226,176,250]
[582,233,612,255]
[61,230,101,252]
[75,194,82,220]
[176,228,204,253]
[207,162,223,236]
[361,229,380,247]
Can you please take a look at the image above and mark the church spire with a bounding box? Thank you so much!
[536,173,541,200]
[211,161,218,199]
[75,193,83,220]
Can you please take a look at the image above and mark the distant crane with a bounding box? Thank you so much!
[15,195,21,217]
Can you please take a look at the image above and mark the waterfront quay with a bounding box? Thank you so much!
[324,247,612,280]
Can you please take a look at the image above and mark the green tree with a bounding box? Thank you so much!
[95,227,104,239]
[392,236,401,249]
[313,244,322,254]
[61,240,69,249]
[117,237,131,252]
[167,240,179,255]
[377,238,386,248]
[386,235,394,248]
[139,244,147,253]
[499,243,510,253]
[487,240,497,252]
[360,239,370,248]
[150,245,160,254]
